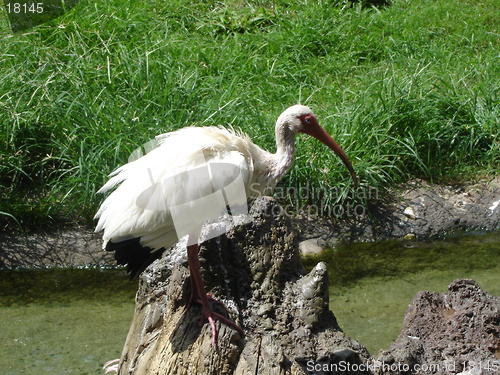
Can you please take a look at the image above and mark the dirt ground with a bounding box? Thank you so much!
[294,176,500,247]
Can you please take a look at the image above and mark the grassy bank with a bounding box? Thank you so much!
[0,0,498,230]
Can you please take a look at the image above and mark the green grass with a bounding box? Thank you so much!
[0,0,499,230]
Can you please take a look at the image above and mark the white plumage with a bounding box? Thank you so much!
[95,126,255,248]
[94,104,357,344]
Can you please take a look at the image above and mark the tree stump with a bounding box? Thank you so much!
[116,197,370,374]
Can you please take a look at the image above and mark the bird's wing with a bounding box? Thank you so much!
[94,126,253,251]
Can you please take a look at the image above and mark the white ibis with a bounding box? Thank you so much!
[95,105,357,345]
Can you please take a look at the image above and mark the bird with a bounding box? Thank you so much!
[94,104,357,345]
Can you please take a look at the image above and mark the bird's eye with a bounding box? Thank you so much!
[304,117,311,123]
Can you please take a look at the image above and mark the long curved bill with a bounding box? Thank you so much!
[300,123,358,189]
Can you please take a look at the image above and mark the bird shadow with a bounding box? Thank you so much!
[169,305,204,352]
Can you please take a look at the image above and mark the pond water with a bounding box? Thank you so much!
[1,232,498,373]
[303,231,500,355]
[0,269,137,375]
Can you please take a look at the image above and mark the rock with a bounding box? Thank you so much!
[115,197,370,375]
[402,207,416,220]
[489,198,500,214]
[298,238,325,256]
[371,279,500,374]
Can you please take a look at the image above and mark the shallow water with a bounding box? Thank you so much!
[0,232,498,373]
[303,231,500,355]
[0,269,137,375]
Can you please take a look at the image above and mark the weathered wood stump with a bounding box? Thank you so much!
[116,197,370,374]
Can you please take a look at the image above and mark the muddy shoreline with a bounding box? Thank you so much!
[295,177,500,254]
[1,177,499,269]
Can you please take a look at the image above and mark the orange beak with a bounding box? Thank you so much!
[300,122,358,189]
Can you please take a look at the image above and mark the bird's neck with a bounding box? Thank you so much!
[270,125,296,181]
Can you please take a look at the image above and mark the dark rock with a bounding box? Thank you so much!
[115,197,370,374]
[370,279,500,374]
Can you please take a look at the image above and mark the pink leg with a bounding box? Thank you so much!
[186,241,244,344]
[187,248,225,313]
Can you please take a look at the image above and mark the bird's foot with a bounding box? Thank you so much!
[186,292,243,344]
[103,359,120,374]
[206,293,230,315]
[186,292,229,316]
[200,305,244,345]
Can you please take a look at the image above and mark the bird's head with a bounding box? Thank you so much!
[276,104,315,135]
[278,105,358,188]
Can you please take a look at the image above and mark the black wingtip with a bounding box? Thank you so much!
[106,238,165,279]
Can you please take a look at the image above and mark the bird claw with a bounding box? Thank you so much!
[186,293,230,316]
[201,307,244,345]
[187,292,243,344]
[206,294,230,315]
[103,359,120,374]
